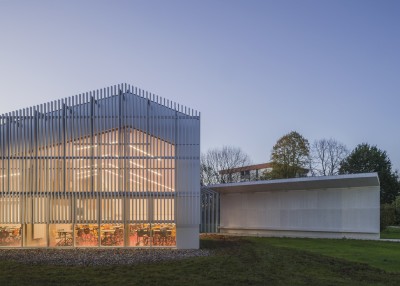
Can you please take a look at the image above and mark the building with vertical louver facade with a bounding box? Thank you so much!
[0,84,200,249]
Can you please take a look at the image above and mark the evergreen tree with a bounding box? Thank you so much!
[339,143,400,204]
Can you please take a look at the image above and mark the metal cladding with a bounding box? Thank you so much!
[200,187,219,233]
[0,83,200,247]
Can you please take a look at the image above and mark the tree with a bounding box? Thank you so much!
[339,143,400,204]
[392,195,400,225]
[310,138,349,176]
[267,131,310,179]
[201,146,252,185]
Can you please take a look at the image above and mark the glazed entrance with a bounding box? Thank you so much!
[0,223,176,247]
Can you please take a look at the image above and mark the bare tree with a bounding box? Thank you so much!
[310,138,349,176]
[201,146,252,185]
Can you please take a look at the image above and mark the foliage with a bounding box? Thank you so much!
[201,146,251,185]
[309,138,349,176]
[339,143,400,204]
[381,226,400,239]
[2,236,400,285]
[381,204,396,231]
[267,131,310,179]
[391,196,400,225]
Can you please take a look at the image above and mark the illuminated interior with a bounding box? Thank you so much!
[0,128,176,247]
[0,129,175,194]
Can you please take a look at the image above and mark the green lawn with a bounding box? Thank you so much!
[1,236,400,286]
[381,227,400,239]
[257,236,400,273]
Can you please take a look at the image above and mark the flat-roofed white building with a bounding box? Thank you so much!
[0,83,200,249]
[209,173,380,239]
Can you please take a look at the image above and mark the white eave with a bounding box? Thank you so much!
[208,173,380,193]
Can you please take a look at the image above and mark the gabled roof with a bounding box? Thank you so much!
[0,83,199,152]
[0,83,199,120]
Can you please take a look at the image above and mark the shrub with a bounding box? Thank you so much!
[392,196,400,225]
[381,204,396,231]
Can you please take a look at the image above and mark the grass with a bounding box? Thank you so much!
[1,235,400,285]
[257,236,400,273]
[381,226,400,239]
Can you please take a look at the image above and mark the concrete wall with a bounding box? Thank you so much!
[220,186,380,239]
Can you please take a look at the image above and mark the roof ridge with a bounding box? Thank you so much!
[0,83,199,117]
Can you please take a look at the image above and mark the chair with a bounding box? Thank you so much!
[136,228,149,246]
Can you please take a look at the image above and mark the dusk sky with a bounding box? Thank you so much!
[1,0,399,170]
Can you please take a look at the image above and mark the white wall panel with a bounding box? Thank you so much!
[220,185,380,239]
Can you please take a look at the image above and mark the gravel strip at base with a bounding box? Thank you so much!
[0,248,211,266]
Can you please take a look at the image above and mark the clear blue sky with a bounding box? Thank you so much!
[1,0,399,170]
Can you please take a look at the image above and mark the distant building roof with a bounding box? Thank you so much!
[219,162,309,175]
[219,163,273,175]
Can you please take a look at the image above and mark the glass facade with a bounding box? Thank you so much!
[128,223,176,247]
[49,224,73,247]
[0,84,200,248]
[0,224,21,247]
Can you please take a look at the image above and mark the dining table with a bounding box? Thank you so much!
[56,231,73,246]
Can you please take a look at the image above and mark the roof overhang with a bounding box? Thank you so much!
[208,173,380,193]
